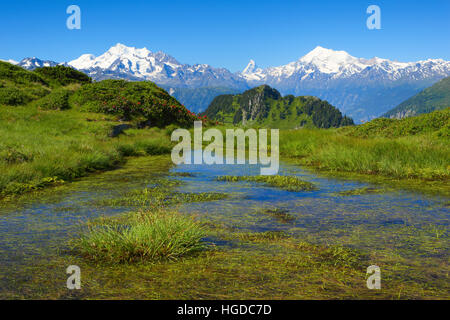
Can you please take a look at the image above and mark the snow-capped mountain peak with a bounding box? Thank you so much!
[17,57,58,70]
[107,43,151,58]
[69,54,96,70]
[241,60,265,81]
[299,46,364,74]
[68,43,182,77]
[243,59,257,74]
[238,46,450,121]
[0,59,18,65]
[300,46,349,61]
[67,43,247,89]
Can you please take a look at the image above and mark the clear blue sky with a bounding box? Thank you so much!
[1,0,449,71]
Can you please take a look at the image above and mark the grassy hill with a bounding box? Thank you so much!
[0,61,200,127]
[202,85,354,129]
[0,62,92,106]
[383,76,450,119]
[281,109,449,182]
[70,79,199,127]
[341,108,449,138]
[0,61,203,197]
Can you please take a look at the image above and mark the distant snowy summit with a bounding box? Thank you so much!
[239,46,450,121]
[67,43,247,89]
[16,57,60,70]
[0,59,19,65]
[241,46,450,83]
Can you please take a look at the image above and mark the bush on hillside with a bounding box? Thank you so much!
[0,62,48,86]
[71,80,201,127]
[34,65,91,86]
[0,87,31,106]
[32,88,71,110]
[0,61,51,106]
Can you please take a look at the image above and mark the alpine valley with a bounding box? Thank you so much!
[6,43,450,122]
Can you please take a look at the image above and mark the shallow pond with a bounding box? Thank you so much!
[0,153,448,299]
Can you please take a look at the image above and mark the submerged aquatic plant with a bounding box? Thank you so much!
[216,175,316,192]
[424,224,448,239]
[236,231,292,241]
[257,208,296,223]
[336,186,386,196]
[104,182,228,208]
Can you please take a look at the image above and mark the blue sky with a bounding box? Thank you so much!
[1,0,449,71]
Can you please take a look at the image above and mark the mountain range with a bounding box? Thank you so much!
[6,44,450,122]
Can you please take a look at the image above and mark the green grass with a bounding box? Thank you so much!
[0,105,174,197]
[73,210,206,263]
[0,62,90,107]
[217,175,316,192]
[0,62,207,197]
[280,111,450,181]
[341,108,449,138]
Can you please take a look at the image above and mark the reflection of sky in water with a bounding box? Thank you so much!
[176,150,449,255]
[0,153,448,287]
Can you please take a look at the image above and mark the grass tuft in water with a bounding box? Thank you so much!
[217,175,316,192]
[73,210,206,263]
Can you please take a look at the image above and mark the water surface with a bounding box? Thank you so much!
[0,154,448,298]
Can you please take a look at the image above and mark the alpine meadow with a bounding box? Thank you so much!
[0,0,449,305]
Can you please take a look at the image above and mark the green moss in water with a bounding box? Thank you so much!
[169,172,196,177]
[336,186,387,196]
[101,178,228,208]
[217,175,316,192]
[236,230,292,241]
[257,208,296,223]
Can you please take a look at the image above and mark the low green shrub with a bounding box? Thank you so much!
[0,87,31,106]
[34,65,91,87]
[71,80,200,126]
[32,88,71,110]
